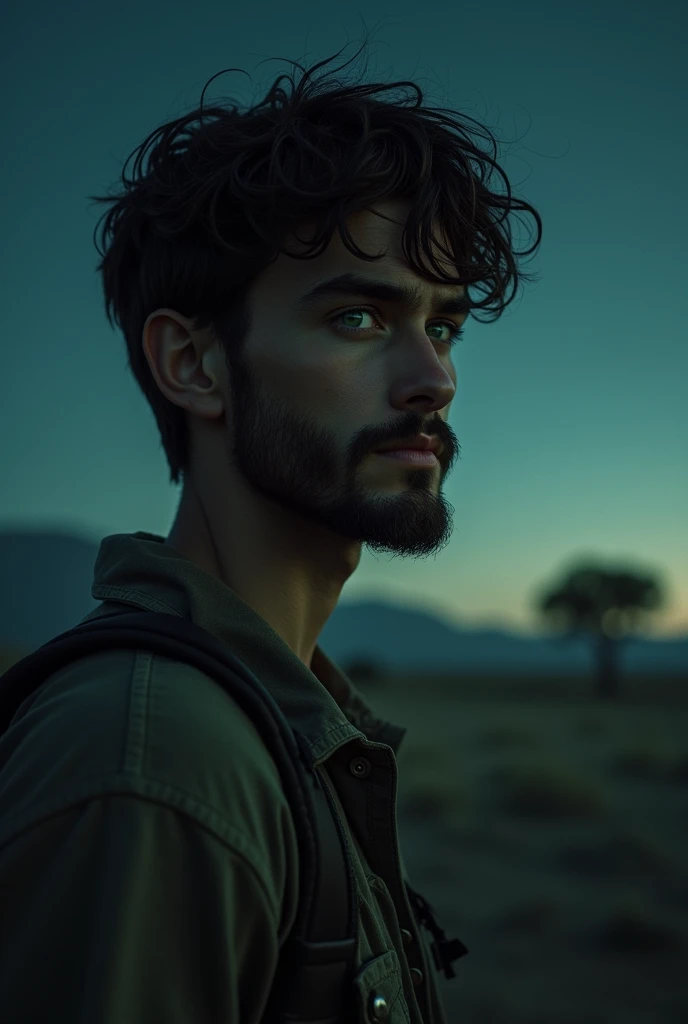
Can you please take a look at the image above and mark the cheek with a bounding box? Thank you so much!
[258,350,345,406]
[254,340,372,422]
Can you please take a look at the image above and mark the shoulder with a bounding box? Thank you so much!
[1,646,300,914]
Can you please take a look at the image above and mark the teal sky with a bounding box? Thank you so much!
[2,1,686,638]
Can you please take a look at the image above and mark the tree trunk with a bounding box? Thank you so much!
[594,630,620,699]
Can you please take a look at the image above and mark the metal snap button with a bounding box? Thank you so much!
[349,756,372,778]
[410,968,424,988]
[368,992,389,1020]
[401,928,413,948]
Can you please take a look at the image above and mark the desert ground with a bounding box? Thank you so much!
[366,671,688,1024]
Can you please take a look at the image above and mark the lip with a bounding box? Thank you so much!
[374,433,443,456]
[375,449,439,466]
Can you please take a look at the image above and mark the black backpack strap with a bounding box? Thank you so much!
[405,884,469,979]
[0,611,357,1024]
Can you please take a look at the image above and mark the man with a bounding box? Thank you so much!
[0,41,541,1020]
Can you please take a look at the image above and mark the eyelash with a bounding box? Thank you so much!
[327,306,465,348]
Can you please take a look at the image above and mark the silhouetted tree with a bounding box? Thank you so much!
[533,559,665,699]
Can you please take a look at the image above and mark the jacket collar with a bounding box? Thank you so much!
[82,532,408,767]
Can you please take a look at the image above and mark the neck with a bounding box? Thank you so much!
[165,479,360,669]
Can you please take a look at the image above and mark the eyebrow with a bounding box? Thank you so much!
[296,272,471,317]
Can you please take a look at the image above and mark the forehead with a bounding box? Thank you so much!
[252,197,462,303]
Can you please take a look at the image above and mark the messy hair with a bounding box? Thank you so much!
[88,35,542,486]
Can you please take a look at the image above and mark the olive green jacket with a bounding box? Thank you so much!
[0,532,449,1023]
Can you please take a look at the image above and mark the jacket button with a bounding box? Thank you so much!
[368,992,389,1020]
[401,928,413,948]
[410,968,424,988]
[349,756,372,778]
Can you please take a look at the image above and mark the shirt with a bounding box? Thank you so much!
[0,531,449,1023]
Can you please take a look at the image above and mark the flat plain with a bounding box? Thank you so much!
[365,672,688,1024]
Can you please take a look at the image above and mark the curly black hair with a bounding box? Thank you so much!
[88,34,542,485]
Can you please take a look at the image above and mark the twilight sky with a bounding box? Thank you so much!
[2,0,686,638]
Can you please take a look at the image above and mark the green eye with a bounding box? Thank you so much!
[328,307,464,347]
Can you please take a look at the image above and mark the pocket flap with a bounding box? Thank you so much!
[351,949,410,1023]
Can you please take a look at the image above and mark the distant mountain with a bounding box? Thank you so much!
[1,529,686,677]
[0,530,102,653]
[321,601,688,677]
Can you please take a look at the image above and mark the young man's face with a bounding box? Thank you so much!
[214,197,464,560]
